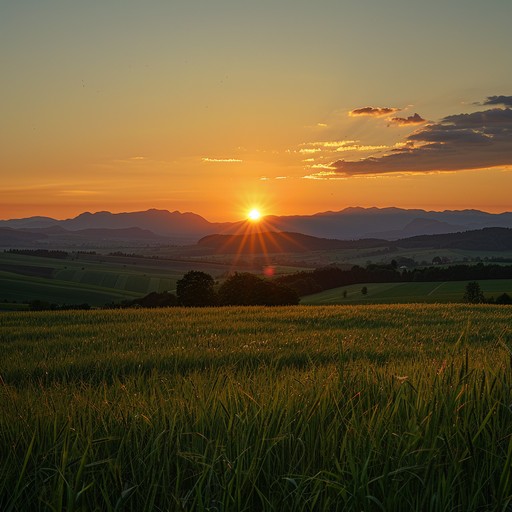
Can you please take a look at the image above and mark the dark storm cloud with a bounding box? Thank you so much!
[388,113,426,126]
[484,95,512,107]
[328,101,512,176]
[349,106,399,117]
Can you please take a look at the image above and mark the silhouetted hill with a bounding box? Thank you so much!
[263,207,512,239]
[0,216,59,229]
[198,232,387,253]
[198,227,512,254]
[396,227,512,251]
[0,226,167,247]
[60,209,229,238]
[0,228,48,246]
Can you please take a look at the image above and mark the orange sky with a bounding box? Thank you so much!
[2,1,512,222]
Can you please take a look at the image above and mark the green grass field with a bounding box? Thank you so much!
[301,279,512,305]
[0,252,307,308]
[1,305,512,510]
[0,252,234,307]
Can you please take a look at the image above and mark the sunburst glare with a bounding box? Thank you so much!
[248,208,261,221]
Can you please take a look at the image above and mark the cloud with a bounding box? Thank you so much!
[303,170,339,180]
[388,113,426,126]
[298,148,322,154]
[328,100,512,177]
[300,140,389,152]
[57,190,99,196]
[349,106,399,117]
[484,95,512,107]
[202,157,242,163]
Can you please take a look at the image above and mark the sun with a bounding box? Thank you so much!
[248,208,261,221]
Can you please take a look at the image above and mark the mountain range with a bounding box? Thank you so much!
[1,207,512,247]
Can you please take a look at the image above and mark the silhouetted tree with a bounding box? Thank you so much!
[176,271,216,307]
[361,286,368,296]
[495,292,512,305]
[218,272,299,306]
[463,281,485,304]
[132,291,177,308]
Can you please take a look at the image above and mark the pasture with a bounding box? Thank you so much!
[0,251,229,307]
[301,279,512,305]
[1,305,512,510]
[0,251,307,308]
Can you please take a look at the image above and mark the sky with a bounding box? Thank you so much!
[1,0,512,222]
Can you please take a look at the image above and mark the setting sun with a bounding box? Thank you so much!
[248,208,261,221]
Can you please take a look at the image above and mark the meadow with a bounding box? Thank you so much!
[301,279,512,305]
[1,305,512,511]
[0,251,309,310]
[0,252,235,308]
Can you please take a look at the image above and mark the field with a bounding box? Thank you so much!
[301,279,512,305]
[0,251,258,307]
[1,305,512,510]
[0,251,312,309]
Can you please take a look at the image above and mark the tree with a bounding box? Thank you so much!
[132,291,177,308]
[463,281,485,304]
[361,286,368,296]
[495,292,512,305]
[218,272,299,306]
[176,271,216,307]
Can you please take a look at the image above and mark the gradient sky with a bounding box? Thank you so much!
[2,0,512,221]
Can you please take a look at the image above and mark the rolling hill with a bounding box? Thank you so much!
[198,227,512,254]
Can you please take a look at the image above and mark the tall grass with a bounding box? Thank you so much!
[1,305,511,510]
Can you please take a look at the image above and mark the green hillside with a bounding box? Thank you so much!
[0,251,226,307]
[301,279,512,305]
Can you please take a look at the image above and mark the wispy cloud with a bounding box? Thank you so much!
[303,170,340,180]
[202,157,242,163]
[349,106,399,117]
[57,190,100,196]
[300,140,389,153]
[328,97,512,177]
[298,148,322,154]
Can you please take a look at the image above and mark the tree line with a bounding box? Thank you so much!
[274,262,512,297]
[104,271,299,309]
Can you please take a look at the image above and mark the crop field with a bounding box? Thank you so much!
[0,252,307,308]
[1,305,512,511]
[0,252,231,307]
[301,279,512,305]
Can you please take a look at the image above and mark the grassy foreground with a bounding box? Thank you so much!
[1,305,512,511]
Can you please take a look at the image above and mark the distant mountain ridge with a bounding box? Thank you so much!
[1,207,512,244]
[198,232,386,253]
[198,227,512,254]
